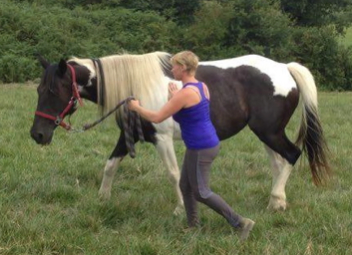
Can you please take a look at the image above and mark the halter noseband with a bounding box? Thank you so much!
[35,64,83,130]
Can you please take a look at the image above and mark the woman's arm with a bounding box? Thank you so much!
[129,89,190,123]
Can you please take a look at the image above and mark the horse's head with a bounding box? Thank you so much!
[30,56,83,145]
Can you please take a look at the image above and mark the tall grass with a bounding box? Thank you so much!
[0,84,351,254]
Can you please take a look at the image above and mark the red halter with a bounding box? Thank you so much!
[35,64,83,130]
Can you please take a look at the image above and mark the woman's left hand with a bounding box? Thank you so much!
[128,99,140,111]
[168,81,179,99]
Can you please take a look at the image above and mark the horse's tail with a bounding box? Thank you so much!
[287,62,331,186]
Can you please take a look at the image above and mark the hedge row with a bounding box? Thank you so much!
[1,0,352,90]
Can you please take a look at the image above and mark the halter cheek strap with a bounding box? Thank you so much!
[35,64,83,130]
[68,64,83,107]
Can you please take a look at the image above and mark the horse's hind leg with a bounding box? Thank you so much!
[155,133,184,215]
[99,133,128,200]
[261,133,301,211]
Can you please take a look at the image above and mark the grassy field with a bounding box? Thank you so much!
[340,26,352,47]
[0,83,351,254]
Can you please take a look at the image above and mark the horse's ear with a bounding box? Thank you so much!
[58,59,67,77]
[36,54,50,69]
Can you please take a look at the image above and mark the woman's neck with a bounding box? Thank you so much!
[182,74,198,84]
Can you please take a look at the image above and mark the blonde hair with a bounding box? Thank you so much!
[171,51,199,75]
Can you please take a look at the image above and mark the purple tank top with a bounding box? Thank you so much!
[173,82,219,149]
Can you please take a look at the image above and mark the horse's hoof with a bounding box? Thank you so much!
[173,204,184,216]
[98,189,111,200]
[267,196,287,211]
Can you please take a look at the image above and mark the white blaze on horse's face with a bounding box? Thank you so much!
[200,55,297,97]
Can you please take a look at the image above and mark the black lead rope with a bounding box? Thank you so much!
[82,97,131,131]
[122,99,145,158]
[81,96,145,158]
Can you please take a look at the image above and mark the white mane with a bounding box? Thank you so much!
[71,52,172,118]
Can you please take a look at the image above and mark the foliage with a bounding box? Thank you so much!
[1,0,352,90]
[180,0,295,61]
[224,0,295,61]
[181,1,235,60]
[0,0,178,83]
[292,26,352,90]
[113,0,201,25]
[280,0,352,32]
[12,0,201,25]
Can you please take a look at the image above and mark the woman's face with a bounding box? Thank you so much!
[171,63,185,80]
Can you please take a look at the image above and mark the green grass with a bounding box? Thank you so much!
[339,26,352,47]
[0,84,351,254]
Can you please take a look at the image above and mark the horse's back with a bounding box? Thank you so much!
[200,54,296,97]
[196,55,300,140]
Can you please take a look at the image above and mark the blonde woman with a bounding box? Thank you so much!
[128,51,255,241]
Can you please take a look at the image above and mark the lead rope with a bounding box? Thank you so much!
[75,96,145,158]
[122,99,145,158]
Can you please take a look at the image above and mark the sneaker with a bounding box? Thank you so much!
[239,218,255,241]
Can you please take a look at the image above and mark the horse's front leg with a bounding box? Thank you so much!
[155,133,184,215]
[265,146,292,211]
[99,133,128,200]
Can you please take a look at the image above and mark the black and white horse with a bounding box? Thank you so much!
[30,51,330,214]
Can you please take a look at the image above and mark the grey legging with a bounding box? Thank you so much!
[180,144,242,228]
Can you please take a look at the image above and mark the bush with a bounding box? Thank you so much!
[1,0,352,90]
[0,55,37,83]
[292,26,352,90]
[0,0,179,83]
[181,0,295,61]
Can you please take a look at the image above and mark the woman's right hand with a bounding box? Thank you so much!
[128,99,140,111]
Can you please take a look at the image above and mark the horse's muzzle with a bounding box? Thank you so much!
[30,127,53,145]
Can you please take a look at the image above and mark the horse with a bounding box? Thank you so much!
[30,51,330,214]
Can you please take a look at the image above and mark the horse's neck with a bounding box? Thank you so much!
[79,80,100,105]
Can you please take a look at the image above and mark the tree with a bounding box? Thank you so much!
[223,0,295,60]
[117,0,201,25]
[280,0,352,33]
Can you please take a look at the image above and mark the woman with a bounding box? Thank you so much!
[128,51,255,241]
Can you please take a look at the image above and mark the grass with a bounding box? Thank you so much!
[339,26,352,47]
[0,83,351,254]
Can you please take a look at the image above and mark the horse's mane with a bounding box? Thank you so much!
[72,51,172,118]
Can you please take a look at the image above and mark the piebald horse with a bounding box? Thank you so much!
[30,52,330,214]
